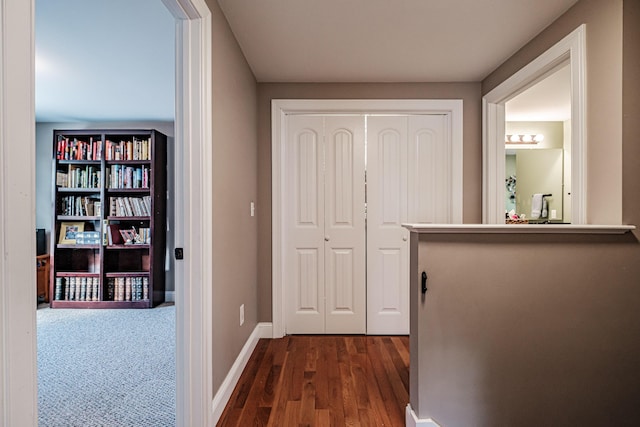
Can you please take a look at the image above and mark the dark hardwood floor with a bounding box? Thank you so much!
[217,335,410,426]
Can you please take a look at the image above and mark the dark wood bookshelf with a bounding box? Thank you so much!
[50,129,167,309]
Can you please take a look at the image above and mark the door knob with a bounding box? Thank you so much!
[402,236,407,241]
[324,236,330,242]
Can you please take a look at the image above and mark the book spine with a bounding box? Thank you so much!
[107,278,115,301]
[143,277,149,301]
[64,278,70,301]
[95,277,99,301]
[54,277,63,300]
[80,277,87,301]
[125,277,132,302]
[68,277,76,301]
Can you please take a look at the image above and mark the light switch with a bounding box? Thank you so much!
[250,201,255,217]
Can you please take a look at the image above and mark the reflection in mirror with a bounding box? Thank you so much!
[504,63,571,224]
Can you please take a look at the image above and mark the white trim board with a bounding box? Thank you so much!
[406,404,442,427]
[271,99,463,338]
[1,0,38,424]
[0,0,213,425]
[166,1,214,426]
[212,323,273,424]
[482,24,586,224]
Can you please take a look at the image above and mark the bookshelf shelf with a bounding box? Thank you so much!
[57,215,101,221]
[56,244,101,250]
[106,244,151,250]
[58,160,102,165]
[50,129,167,308]
[107,216,150,221]
[105,160,152,165]
[105,271,150,277]
[55,272,101,277]
[106,188,150,194]
[57,188,101,193]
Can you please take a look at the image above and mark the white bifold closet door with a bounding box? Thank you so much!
[284,113,447,335]
[284,115,366,334]
[367,115,448,334]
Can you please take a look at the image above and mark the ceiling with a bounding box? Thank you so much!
[506,63,571,122]
[35,0,579,122]
[35,0,175,122]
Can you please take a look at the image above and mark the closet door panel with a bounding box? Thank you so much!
[324,116,366,334]
[366,116,409,335]
[284,115,326,334]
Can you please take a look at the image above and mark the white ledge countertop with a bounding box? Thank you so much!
[402,224,636,234]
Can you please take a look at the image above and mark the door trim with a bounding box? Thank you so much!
[0,0,213,425]
[271,99,463,338]
[165,0,214,425]
[482,24,586,224]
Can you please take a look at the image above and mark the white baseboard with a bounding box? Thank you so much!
[165,291,175,302]
[406,404,442,427]
[211,322,273,424]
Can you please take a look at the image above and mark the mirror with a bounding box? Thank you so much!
[506,148,563,221]
[504,63,571,223]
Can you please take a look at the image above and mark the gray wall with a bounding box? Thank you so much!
[36,121,176,293]
[412,231,640,426]
[411,0,640,425]
[484,0,623,225]
[256,82,482,321]
[207,0,259,394]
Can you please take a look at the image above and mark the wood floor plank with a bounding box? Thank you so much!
[313,337,330,410]
[216,335,409,427]
[315,408,331,426]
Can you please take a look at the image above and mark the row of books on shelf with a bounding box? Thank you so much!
[56,165,101,189]
[110,196,151,217]
[105,164,150,189]
[105,138,152,161]
[106,222,151,245]
[59,196,101,217]
[56,136,103,161]
[54,277,101,301]
[106,277,149,302]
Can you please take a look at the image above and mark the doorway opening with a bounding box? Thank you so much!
[483,24,586,224]
[0,0,214,425]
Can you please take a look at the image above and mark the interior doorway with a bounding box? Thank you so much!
[0,0,212,425]
[272,100,464,337]
[482,24,586,225]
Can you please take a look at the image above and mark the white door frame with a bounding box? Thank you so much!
[482,24,586,224]
[0,0,214,425]
[271,99,463,339]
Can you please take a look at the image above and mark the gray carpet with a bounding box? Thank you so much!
[37,305,175,427]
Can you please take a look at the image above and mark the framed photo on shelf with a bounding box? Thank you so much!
[58,221,84,244]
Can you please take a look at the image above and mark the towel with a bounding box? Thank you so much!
[541,198,548,219]
[531,193,543,219]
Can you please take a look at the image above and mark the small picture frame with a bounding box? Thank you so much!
[59,222,84,244]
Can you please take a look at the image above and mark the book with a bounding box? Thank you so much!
[125,277,132,301]
[107,278,115,301]
[54,278,63,301]
[107,224,124,245]
[64,278,70,300]
[92,278,100,301]
[69,277,76,301]
[80,277,87,301]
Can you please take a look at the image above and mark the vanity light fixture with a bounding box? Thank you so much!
[505,134,544,144]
